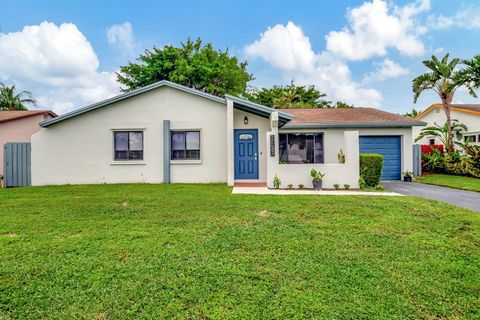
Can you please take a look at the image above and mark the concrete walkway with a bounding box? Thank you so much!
[383,181,480,211]
[232,187,402,196]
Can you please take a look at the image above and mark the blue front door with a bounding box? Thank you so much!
[359,136,402,180]
[234,129,259,179]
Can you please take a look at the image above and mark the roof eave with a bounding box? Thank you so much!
[40,80,226,127]
[282,122,427,129]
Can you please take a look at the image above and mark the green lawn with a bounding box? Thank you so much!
[1,184,479,319]
[416,174,480,192]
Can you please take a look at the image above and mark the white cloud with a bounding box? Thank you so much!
[244,22,315,72]
[0,21,120,114]
[106,22,137,53]
[245,22,382,107]
[428,6,480,30]
[325,0,429,61]
[363,58,409,83]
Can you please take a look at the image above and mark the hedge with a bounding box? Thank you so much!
[360,154,384,187]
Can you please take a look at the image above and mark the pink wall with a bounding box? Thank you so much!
[0,114,53,175]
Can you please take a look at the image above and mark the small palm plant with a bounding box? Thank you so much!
[415,121,466,152]
[0,82,37,111]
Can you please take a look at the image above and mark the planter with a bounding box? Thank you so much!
[312,180,323,190]
[403,176,413,182]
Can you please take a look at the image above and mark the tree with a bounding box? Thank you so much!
[415,120,467,151]
[462,54,480,89]
[117,38,253,97]
[412,53,477,152]
[0,82,37,111]
[403,108,420,118]
[245,82,352,109]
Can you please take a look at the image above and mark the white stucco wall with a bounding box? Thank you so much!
[279,127,414,175]
[32,86,227,185]
[414,108,480,145]
[267,131,360,189]
[233,110,271,182]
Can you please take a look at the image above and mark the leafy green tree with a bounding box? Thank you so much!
[245,82,352,108]
[0,82,37,111]
[403,108,420,118]
[412,54,477,152]
[117,38,253,97]
[415,120,467,152]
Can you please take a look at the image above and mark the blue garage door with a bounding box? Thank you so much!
[359,136,401,180]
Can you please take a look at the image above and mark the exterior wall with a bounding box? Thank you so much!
[414,108,480,145]
[0,113,52,176]
[32,86,227,186]
[279,127,414,177]
[233,110,271,182]
[267,131,360,189]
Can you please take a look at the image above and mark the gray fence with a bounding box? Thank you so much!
[3,143,31,187]
[413,144,422,176]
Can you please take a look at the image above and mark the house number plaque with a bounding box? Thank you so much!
[270,135,275,156]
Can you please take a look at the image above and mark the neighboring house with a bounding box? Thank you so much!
[31,81,425,188]
[414,104,480,145]
[1,110,56,176]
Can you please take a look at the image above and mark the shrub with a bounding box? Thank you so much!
[273,174,281,189]
[333,183,340,190]
[360,154,384,187]
[375,185,384,191]
[344,184,350,190]
[298,184,304,189]
[287,184,293,189]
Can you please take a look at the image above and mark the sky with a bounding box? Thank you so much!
[1,0,480,115]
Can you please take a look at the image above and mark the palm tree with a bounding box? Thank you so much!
[415,120,467,152]
[412,54,477,152]
[272,87,306,108]
[0,82,37,111]
[462,54,480,89]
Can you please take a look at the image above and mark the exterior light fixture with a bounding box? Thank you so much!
[244,116,248,125]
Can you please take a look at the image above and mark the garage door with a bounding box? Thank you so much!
[359,136,401,180]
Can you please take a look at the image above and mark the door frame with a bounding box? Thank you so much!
[234,129,259,180]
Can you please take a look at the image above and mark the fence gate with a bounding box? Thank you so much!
[413,144,422,177]
[3,143,31,187]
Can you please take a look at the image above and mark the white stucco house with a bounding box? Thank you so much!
[31,81,425,188]
[414,104,480,145]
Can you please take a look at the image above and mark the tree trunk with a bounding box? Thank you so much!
[441,93,454,153]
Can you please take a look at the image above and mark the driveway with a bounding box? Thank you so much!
[383,181,480,211]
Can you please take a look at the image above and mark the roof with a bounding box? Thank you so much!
[224,94,294,126]
[0,110,56,124]
[416,104,480,119]
[40,80,293,127]
[279,107,426,128]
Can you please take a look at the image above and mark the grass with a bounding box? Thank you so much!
[416,174,480,192]
[0,184,479,319]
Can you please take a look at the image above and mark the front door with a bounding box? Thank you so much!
[234,129,258,179]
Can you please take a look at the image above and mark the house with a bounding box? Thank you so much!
[31,81,425,188]
[414,104,480,145]
[1,110,56,176]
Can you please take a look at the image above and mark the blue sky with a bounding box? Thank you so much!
[1,0,480,114]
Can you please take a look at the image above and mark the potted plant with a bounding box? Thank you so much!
[310,169,325,190]
[403,171,414,182]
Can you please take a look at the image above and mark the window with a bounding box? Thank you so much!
[171,131,200,160]
[429,138,435,145]
[464,135,477,143]
[279,133,324,164]
[114,131,143,160]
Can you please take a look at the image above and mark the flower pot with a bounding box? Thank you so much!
[403,176,413,182]
[312,180,323,190]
